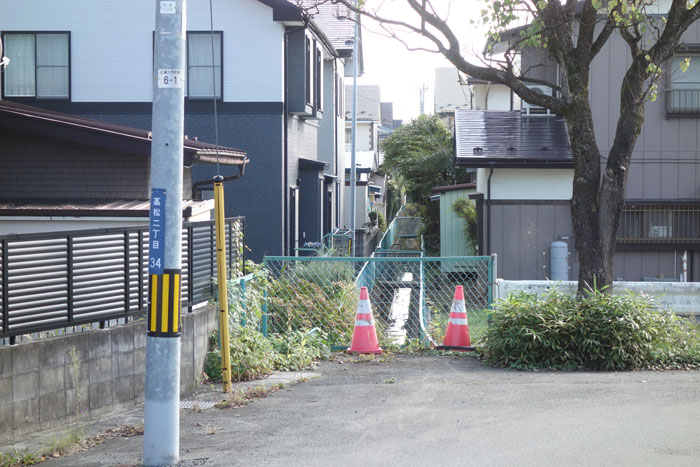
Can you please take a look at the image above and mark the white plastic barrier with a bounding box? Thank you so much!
[495,280,700,315]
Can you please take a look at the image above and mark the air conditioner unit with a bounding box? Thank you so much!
[522,85,552,117]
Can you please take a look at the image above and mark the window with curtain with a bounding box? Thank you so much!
[3,32,69,99]
[187,32,222,99]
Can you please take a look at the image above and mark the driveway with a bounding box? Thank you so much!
[47,354,700,467]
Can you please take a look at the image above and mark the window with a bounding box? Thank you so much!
[315,43,323,112]
[187,32,222,99]
[2,32,69,99]
[667,53,700,114]
[305,36,313,106]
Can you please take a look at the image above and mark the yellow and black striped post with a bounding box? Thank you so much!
[214,176,232,393]
[148,271,182,337]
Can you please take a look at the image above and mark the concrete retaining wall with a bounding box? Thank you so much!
[496,280,700,315]
[0,305,217,444]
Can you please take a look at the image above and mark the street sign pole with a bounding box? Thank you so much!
[143,0,186,464]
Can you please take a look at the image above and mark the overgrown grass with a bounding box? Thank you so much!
[481,289,700,370]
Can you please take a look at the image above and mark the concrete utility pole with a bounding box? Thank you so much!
[350,1,359,257]
[143,0,186,464]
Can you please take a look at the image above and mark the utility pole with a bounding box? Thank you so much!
[419,84,428,115]
[350,0,358,257]
[143,0,186,465]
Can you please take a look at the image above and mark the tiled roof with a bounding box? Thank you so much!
[345,85,381,121]
[0,100,247,166]
[454,110,573,168]
[296,0,355,52]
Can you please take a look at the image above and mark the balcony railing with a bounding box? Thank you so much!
[666,87,700,115]
[618,205,700,245]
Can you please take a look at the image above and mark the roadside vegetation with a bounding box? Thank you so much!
[481,289,700,370]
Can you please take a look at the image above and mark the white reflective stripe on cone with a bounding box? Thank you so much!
[448,318,468,325]
[354,319,374,326]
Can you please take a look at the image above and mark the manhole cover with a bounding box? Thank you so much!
[180,400,217,409]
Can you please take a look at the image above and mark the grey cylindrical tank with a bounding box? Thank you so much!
[550,240,569,281]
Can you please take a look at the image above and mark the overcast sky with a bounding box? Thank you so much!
[356,0,489,123]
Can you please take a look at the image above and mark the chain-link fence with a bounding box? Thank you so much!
[254,256,495,348]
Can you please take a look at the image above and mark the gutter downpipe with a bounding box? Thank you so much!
[334,58,340,228]
[487,167,493,255]
[283,29,290,255]
[350,2,358,256]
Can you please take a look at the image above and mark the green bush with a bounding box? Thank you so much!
[482,289,700,370]
[204,350,223,380]
[271,330,330,371]
[267,261,358,346]
[229,327,277,381]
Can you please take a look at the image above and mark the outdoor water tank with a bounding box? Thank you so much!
[550,240,569,281]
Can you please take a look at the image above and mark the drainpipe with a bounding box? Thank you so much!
[283,29,290,255]
[486,167,493,255]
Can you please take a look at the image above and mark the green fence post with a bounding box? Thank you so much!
[262,259,268,337]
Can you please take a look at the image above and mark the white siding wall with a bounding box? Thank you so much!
[473,84,514,111]
[490,169,573,200]
[0,0,284,102]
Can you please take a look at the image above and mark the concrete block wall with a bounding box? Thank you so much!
[496,280,700,315]
[0,305,218,444]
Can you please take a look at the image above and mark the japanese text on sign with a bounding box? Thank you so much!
[149,188,166,274]
[158,69,184,89]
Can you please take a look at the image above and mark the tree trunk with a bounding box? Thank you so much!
[566,65,646,296]
[565,101,613,294]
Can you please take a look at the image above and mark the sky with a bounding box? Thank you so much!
[356,0,489,123]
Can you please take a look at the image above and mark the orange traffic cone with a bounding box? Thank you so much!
[347,287,383,354]
[437,286,474,351]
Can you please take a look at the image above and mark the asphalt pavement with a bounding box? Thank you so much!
[41,353,700,467]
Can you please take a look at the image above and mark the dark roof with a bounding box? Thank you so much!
[431,183,477,194]
[454,110,573,168]
[0,100,247,167]
[259,0,305,22]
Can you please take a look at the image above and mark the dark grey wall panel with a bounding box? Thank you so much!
[0,132,148,200]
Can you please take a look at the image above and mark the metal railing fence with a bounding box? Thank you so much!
[618,205,700,245]
[259,256,495,348]
[0,217,244,341]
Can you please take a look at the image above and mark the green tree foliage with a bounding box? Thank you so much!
[452,198,478,251]
[381,114,469,254]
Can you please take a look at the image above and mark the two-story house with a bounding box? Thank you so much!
[0,0,359,261]
[455,3,699,282]
[343,84,390,254]
[434,67,519,130]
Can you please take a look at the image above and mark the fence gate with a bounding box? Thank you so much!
[261,256,495,348]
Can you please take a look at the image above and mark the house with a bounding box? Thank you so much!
[434,67,518,129]
[0,100,246,234]
[457,7,700,282]
[343,84,390,254]
[454,110,575,280]
[0,0,357,261]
